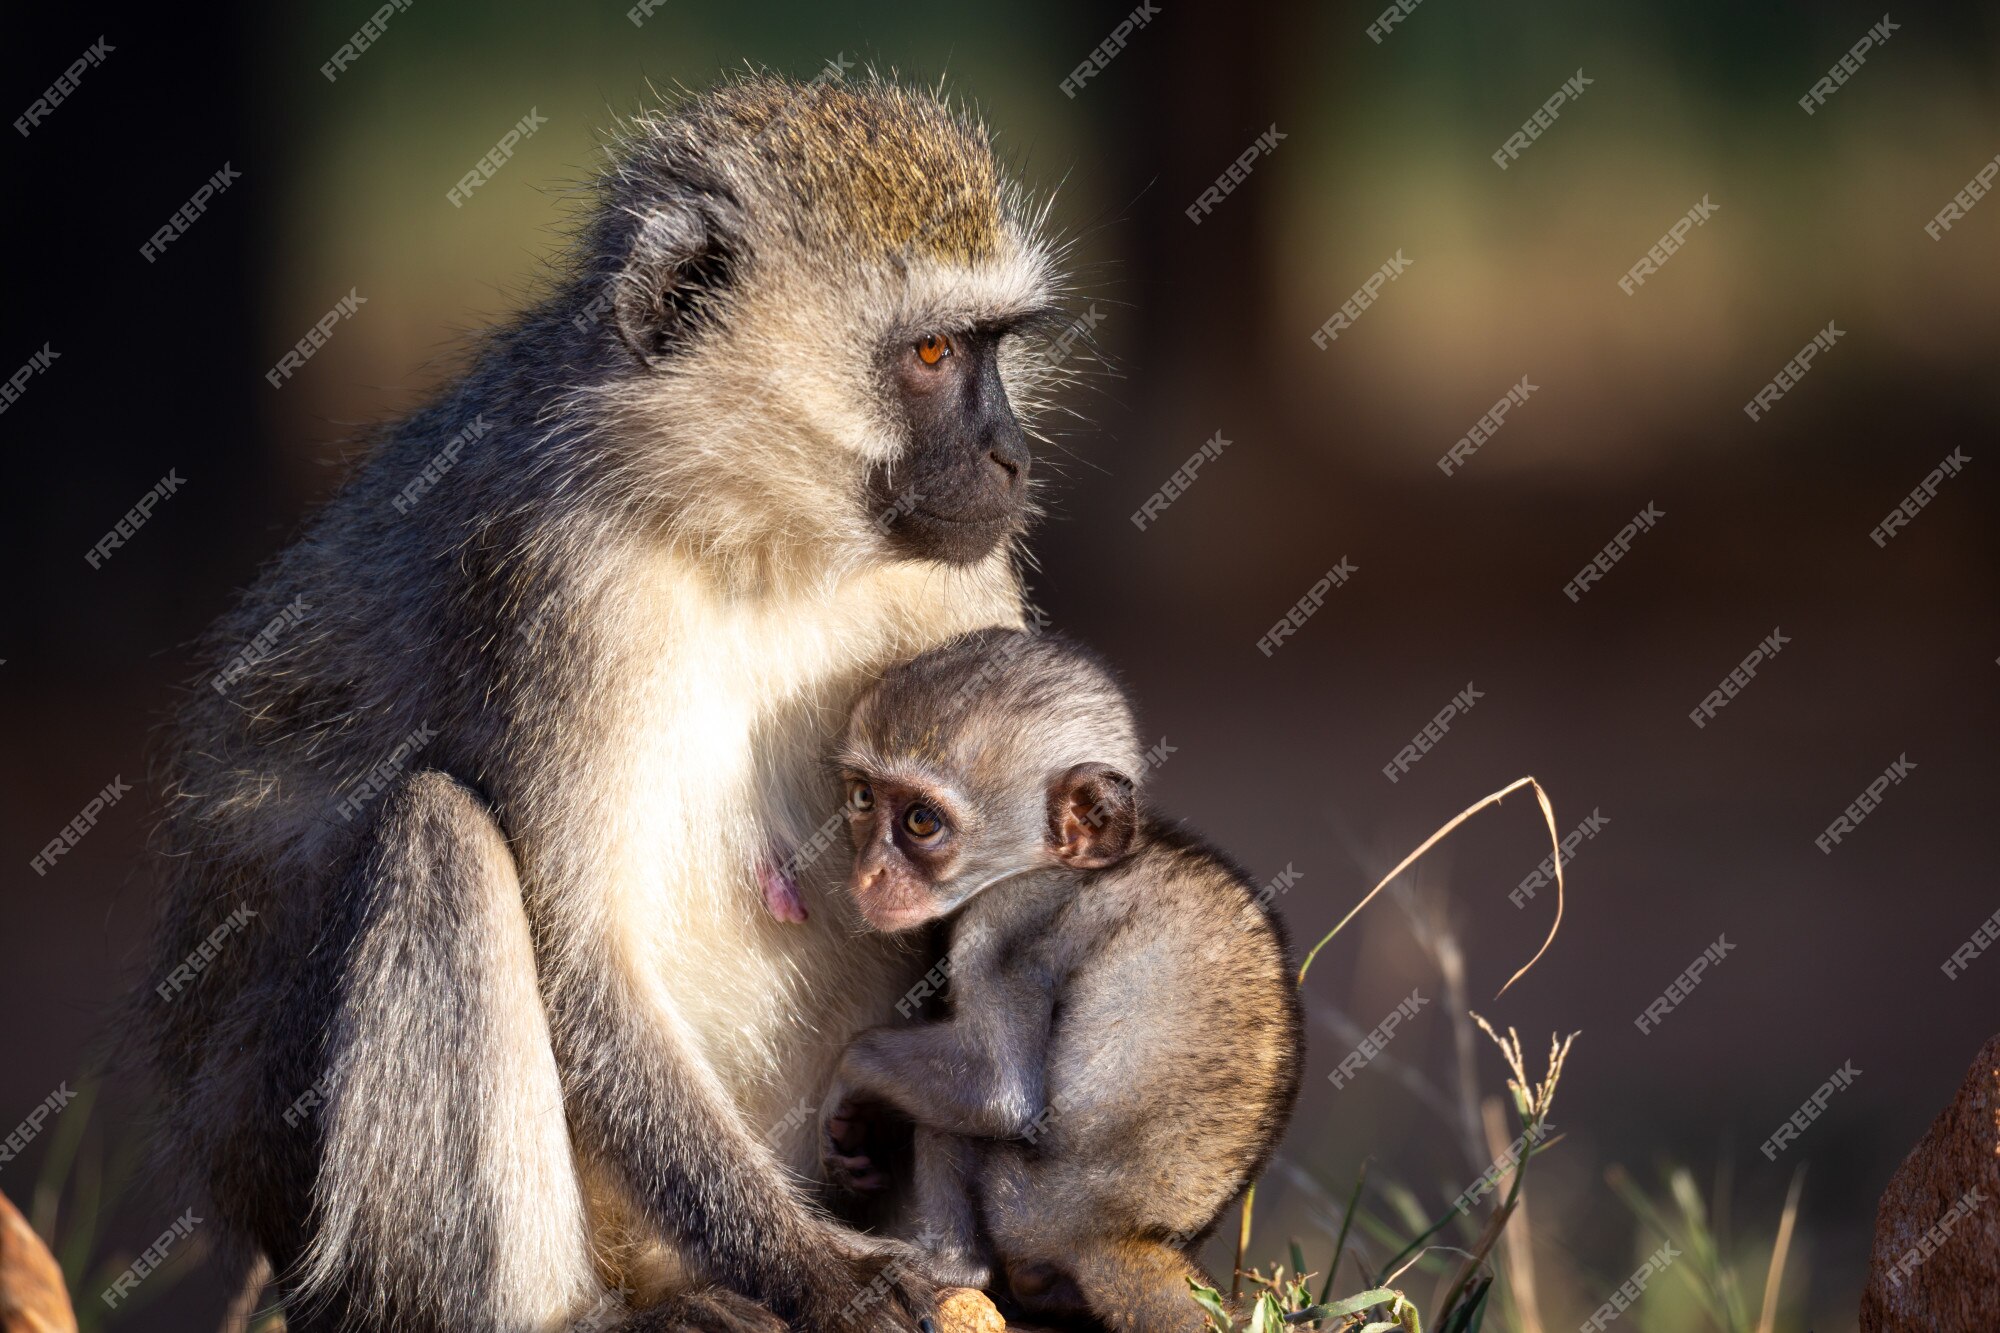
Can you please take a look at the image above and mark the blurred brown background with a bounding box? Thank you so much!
[4,1,1996,1329]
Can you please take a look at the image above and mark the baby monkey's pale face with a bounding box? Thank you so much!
[839,760,1136,933]
[839,770,970,932]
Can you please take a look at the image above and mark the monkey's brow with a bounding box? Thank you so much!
[990,300,1067,331]
[835,754,971,814]
[959,300,1071,339]
[1008,300,1072,326]
[993,307,1087,353]
[896,296,1064,340]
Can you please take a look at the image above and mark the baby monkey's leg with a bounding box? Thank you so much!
[907,1128,991,1289]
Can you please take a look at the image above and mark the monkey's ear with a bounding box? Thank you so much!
[1049,762,1137,870]
[611,182,741,365]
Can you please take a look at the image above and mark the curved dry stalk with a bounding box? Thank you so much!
[1297,777,1567,999]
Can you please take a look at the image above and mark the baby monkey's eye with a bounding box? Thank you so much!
[914,333,954,366]
[846,781,874,814]
[901,804,945,840]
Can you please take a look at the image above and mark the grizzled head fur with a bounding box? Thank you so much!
[573,73,1073,585]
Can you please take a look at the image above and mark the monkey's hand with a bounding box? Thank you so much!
[794,1230,942,1333]
[820,1087,889,1194]
[756,849,809,924]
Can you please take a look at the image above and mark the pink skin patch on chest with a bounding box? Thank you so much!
[757,853,809,923]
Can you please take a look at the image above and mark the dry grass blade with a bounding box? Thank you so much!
[1481,1095,1544,1333]
[220,1253,274,1333]
[1231,1182,1256,1301]
[1296,777,1566,999]
[1755,1168,1806,1333]
[1432,1017,1579,1320]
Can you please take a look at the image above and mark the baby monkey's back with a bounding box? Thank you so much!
[970,816,1303,1329]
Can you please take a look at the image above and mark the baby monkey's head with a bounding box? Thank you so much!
[837,628,1145,932]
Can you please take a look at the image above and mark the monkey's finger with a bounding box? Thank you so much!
[824,1150,869,1167]
[825,1154,885,1191]
[824,1112,868,1153]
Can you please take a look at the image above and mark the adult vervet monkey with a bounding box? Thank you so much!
[145,75,1076,1333]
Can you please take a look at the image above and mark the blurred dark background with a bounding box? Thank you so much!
[4,2,1995,1329]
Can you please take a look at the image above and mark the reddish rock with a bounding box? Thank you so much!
[0,1190,75,1333]
[1861,1032,2000,1331]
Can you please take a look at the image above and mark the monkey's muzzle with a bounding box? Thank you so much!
[873,341,1032,565]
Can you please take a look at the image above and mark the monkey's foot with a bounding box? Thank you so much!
[622,1285,786,1332]
[755,852,808,923]
[796,1233,941,1333]
[924,1249,994,1291]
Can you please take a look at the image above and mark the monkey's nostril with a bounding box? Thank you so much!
[988,446,1028,484]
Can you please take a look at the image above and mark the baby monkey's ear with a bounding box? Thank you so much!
[1049,763,1137,870]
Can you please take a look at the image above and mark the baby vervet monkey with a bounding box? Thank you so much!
[817,628,1304,1331]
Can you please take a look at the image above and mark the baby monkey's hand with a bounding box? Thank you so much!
[821,1088,889,1193]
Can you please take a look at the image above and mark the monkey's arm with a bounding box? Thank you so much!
[532,876,934,1328]
[323,771,927,1329]
[838,968,1055,1139]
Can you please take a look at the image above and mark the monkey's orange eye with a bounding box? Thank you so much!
[902,804,944,839]
[915,333,954,366]
[847,781,874,814]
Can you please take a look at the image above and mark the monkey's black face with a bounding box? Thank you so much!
[870,328,1031,565]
